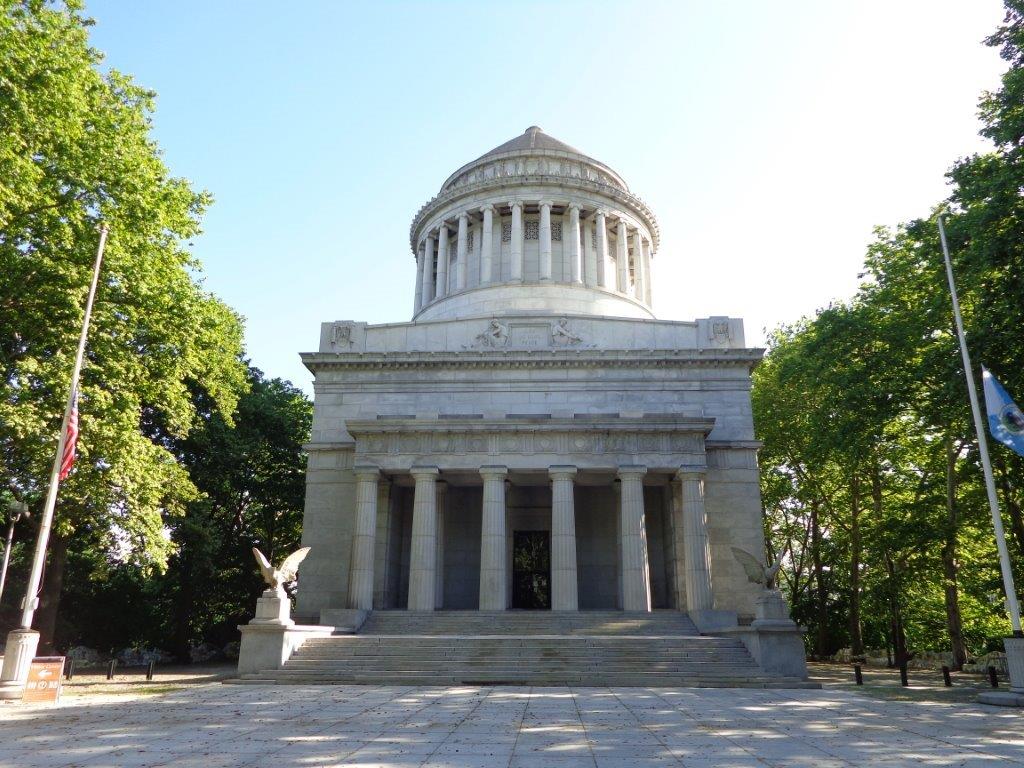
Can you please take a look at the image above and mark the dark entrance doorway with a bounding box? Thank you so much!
[512,531,551,609]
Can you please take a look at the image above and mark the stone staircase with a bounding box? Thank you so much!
[239,611,813,687]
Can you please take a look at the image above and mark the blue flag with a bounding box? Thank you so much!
[983,367,1024,458]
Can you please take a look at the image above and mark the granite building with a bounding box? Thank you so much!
[295,126,774,631]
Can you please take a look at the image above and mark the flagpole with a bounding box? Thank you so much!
[0,225,108,699]
[938,212,1022,635]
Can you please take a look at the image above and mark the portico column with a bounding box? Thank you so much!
[678,468,714,612]
[347,465,380,610]
[435,482,447,608]
[567,205,582,285]
[632,230,646,301]
[549,466,579,611]
[539,200,553,281]
[618,465,652,611]
[479,465,509,610]
[583,214,597,287]
[435,224,449,298]
[479,204,495,283]
[421,234,435,306]
[595,210,609,288]
[616,218,629,294]
[456,212,469,291]
[408,466,440,611]
[509,201,524,281]
[414,250,424,315]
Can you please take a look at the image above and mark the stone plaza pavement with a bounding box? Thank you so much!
[1,684,1023,768]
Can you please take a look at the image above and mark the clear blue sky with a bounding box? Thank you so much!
[84,0,1007,393]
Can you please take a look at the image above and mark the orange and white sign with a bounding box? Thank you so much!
[23,657,65,703]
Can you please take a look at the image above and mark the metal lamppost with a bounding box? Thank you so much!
[0,501,30,604]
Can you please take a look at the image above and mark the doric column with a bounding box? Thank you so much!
[539,200,553,281]
[435,482,447,608]
[435,224,449,298]
[421,234,435,307]
[408,466,440,611]
[583,214,597,287]
[479,465,509,610]
[509,201,524,281]
[618,465,652,611]
[479,204,495,283]
[632,229,646,301]
[567,205,582,285]
[414,250,424,315]
[456,212,469,291]
[616,217,630,294]
[347,465,380,610]
[678,467,714,612]
[549,466,579,611]
[595,210,609,288]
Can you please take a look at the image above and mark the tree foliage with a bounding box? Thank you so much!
[0,0,248,645]
[755,0,1024,664]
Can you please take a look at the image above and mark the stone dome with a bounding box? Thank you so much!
[409,127,660,322]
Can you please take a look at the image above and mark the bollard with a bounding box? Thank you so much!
[146,660,155,681]
[988,665,999,688]
[65,658,75,681]
[107,659,116,680]
[853,664,863,685]
[899,663,908,687]
[941,665,952,687]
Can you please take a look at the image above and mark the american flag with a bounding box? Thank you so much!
[58,389,79,481]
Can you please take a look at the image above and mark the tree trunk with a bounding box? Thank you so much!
[884,551,909,667]
[849,473,864,657]
[35,533,68,654]
[810,499,828,658]
[942,436,968,669]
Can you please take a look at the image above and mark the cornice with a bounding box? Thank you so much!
[345,415,717,436]
[301,348,764,374]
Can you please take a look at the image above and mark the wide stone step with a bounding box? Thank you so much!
[356,610,700,637]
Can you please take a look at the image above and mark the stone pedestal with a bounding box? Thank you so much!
[721,589,809,680]
[978,636,1024,707]
[252,590,293,625]
[237,623,333,677]
[0,628,40,700]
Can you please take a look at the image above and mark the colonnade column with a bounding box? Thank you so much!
[421,234,435,308]
[510,201,524,281]
[616,218,630,294]
[347,466,380,610]
[678,468,714,612]
[479,465,509,610]
[456,212,469,291]
[643,241,653,305]
[632,230,646,302]
[479,204,495,283]
[583,214,597,287]
[618,465,652,611]
[413,251,424,315]
[595,210,609,288]
[549,466,579,611]
[435,224,449,298]
[408,466,440,611]
[539,200,553,281]
[567,205,582,285]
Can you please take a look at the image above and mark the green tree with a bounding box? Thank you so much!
[0,0,247,648]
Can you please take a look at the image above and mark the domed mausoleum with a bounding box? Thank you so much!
[238,128,810,686]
